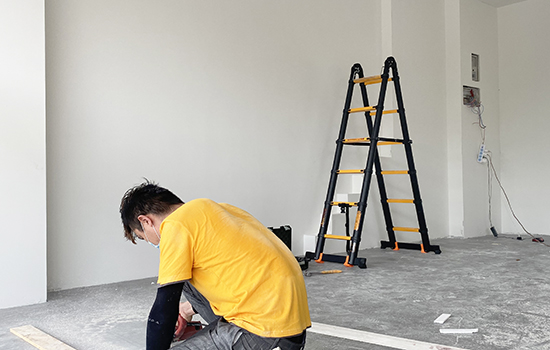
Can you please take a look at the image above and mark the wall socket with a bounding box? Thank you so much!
[477,143,486,163]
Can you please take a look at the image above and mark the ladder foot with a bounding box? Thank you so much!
[315,253,324,264]
[345,256,367,269]
[343,256,352,267]
[312,253,367,269]
[424,244,442,254]
[356,258,367,269]
[380,241,442,254]
[380,240,398,250]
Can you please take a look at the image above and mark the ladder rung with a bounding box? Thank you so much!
[349,106,376,114]
[343,138,401,146]
[381,170,409,175]
[353,76,393,85]
[370,109,399,116]
[387,199,414,204]
[343,137,370,144]
[393,227,420,232]
[331,201,358,207]
[324,234,352,241]
[337,169,365,174]
[379,137,406,143]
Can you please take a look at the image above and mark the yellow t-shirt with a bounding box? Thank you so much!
[157,198,311,338]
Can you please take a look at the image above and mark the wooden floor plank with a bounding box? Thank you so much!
[10,325,76,350]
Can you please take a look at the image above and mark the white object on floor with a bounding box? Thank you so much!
[310,322,471,350]
[440,329,478,334]
[434,313,451,324]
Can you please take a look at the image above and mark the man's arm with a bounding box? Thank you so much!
[146,282,184,350]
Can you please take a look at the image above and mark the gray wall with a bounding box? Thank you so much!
[0,0,47,308]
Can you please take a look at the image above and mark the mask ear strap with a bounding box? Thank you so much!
[153,225,161,240]
[140,222,150,244]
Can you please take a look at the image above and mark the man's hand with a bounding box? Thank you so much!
[179,301,195,322]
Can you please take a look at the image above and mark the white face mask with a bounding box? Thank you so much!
[140,222,161,249]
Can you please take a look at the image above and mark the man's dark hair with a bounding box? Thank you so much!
[120,180,184,244]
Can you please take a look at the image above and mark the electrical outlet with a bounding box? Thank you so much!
[477,144,486,163]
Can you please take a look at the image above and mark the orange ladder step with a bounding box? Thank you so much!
[324,234,351,241]
[387,199,414,204]
[337,169,364,174]
[370,109,398,116]
[343,137,401,146]
[353,75,393,85]
[331,201,358,207]
[349,106,376,114]
[393,227,420,232]
[381,170,409,175]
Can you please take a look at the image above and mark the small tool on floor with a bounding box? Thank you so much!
[303,269,342,277]
[173,315,203,342]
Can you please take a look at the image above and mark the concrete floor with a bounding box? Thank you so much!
[1,235,550,350]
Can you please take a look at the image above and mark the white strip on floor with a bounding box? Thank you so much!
[309,322,470,350]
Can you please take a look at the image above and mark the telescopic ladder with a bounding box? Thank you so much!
[306,57,441,269]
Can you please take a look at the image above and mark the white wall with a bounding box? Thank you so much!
[330,0,452,252]
[498,0,550,235]
[445,0,465,237]
[41,0,524,292]
[390,0,449,244]
[0,0,47,308]
[460,0,501,237]
[45,0,384,290]
[443,0,502,239]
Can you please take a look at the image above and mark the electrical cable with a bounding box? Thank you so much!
[486,153,493,228]
[470,100,547,247]
[469,101,486,143]
[485,153,550,248]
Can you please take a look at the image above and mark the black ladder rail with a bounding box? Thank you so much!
[380,58,440,254]
[344,58,392,268]
[357,66,398,248]
[310,63,365,268]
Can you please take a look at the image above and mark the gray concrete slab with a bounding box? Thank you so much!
[305,235,550,350]
[0,278,156,350]
[1,235,549,349]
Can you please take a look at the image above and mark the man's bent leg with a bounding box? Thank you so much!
[181,282,219,324]
[171,318,241,350]
[232,330,306,350]
[179,282,306,350]
[174,323,306,350]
